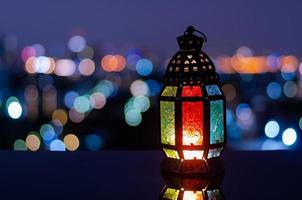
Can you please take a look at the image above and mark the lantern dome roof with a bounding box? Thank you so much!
[164,26,219,85]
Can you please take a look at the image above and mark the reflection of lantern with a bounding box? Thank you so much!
[159,174,224,200]
[159,26,226,176]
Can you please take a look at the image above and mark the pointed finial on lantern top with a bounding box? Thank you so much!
[177,26,207,51]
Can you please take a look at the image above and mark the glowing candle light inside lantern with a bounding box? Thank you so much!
[182,102,203,146]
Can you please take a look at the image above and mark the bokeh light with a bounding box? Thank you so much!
[54,59,76,76]
[74,96,90,113]
[222,84,236,101]
[69,108,85,123]
[40,124,56,142]
[130,80,149,97]
[64,134,80,151]
[235,103,255,129]
[14,139,27,151]
[79,58,95,76]
[26,133,40,151]
[282,128,297,146]
[51,120,64,135]
[125,109,142,126]
[94,80,115,98]
[89,92,106,109]
[145,79,161,96]
[101,55,126,72]
[85,134,102,151]
[7,98,22,119]
[281,71,295,81]
[50,139,66,151]
[21,46,36,61]
[283,81,297,98]
[299,117,302,131]
[52,109,68,125]
[133,96,150,113]
[136,58,153,76]
[236,46,253,57]
[266,82,282,99]
[64,91,79,109]
[264,120,280,138]
[126,48,142,71]
[261,139,288,151]
[68,35,86,53]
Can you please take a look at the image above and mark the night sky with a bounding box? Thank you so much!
[0,0,301,56]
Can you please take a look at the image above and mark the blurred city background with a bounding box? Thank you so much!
[0,0,301,151]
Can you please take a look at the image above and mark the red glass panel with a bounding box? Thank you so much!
[181,86,202,97]
[182,102,203,145]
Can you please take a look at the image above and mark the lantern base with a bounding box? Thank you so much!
[160,157,224,178]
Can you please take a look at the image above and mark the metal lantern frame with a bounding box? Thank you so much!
[159,26,226,176]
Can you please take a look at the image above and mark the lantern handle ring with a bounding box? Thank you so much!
[185,26,207,43]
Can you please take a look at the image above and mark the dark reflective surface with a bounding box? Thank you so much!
[0,150,301,199]
[160,174,224,199]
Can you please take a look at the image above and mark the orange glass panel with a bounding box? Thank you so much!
[183,191,203,200]
[181,86,202,97]
[182,102,203,145]
[183,150,204,160]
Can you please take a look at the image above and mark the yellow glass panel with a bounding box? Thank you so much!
[162,86,177,97]
[183,191,203,200]
[164,188,180,200]
[183,150,204,160]
[163,148,180,159]
[160,101,175,145]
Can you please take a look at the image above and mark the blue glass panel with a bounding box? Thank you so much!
[206,85,222,96]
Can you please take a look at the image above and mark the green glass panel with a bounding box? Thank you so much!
[210,100,224,144]
[164,188,180,200]
[163,148,180,159]
[160,101,175,145]
[162,86,177,97]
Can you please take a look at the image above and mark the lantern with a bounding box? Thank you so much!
[159,174,224,200]
[159,26,226,176]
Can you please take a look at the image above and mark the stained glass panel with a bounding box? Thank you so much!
[164,188,180,200]
[160,101,175,145]
[183,191,203,200]
[206,85,222,96]
[207,189,223,200]
[182,86,202,97]
[183,150,204,160]
[182,102,203,145]
[162,86,177,97]
[207,147,223,159]
[163,148,180,159]
[210,100,224,144]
